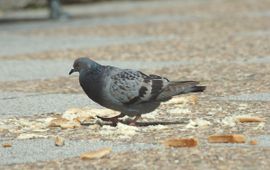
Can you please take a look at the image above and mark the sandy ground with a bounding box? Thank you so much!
[0,0,270,169]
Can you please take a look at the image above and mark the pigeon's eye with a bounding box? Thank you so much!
[74,63,79,69]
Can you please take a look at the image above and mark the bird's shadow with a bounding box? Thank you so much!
[127,120,188,127]
[82,120,188,127]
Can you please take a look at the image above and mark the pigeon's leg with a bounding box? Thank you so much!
[97,113,125,125]
[128,115,141,126]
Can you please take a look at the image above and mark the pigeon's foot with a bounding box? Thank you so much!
[127,115,141,126]
[97,113,125,126]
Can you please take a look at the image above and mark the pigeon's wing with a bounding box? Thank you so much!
[109,70,169,105]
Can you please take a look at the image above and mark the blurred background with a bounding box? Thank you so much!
[0,0,140,20]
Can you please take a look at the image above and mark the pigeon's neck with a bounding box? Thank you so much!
[89,62,103,73]
[79,66,104,83]
[79,63,103,74]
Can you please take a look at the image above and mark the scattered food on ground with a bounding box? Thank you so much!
[208,134,246,143]
[2,143,12,148]
[55,136,65,146]
[163,138,198,147]
[80,147,112,160]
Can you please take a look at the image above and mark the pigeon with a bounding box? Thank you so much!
[69,57,206,125]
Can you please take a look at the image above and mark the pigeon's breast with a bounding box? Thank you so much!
[79,72,104,105]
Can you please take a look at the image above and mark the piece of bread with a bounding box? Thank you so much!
[163,138,198,147]
[208,134,245,143]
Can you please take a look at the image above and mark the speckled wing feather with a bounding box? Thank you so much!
[109,70,169,105]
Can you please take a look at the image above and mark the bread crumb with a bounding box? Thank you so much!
[249,140,257,145]
[163,138,198,147]
[2,143,12,148]
[208,134,245,143]
[237,117,265,123]
[80,147,112,160]
[55,136,65,146]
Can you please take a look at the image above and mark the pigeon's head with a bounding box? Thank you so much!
[69,57,100,75]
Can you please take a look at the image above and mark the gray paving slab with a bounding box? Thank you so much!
[0,135,269,165]
[0,138,159,165]
[0,14,205,32]
[214,93,270,102]
[1,56,269,82]
[0,0,208,32]
[2,4,268,34]
[235,56,270,64]
[0,59,189,81]
[0,34,173,56]
[1,59,72,81]
[1,0,207,20]
[0,92,98,117]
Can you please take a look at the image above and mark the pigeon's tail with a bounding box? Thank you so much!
[156,81,206,101]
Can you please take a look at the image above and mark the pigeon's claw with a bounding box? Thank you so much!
[127,115,141,126]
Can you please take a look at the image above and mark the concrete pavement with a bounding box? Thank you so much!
[0,0,270,169]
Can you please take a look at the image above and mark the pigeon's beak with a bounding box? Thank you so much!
[69,69,75,75]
